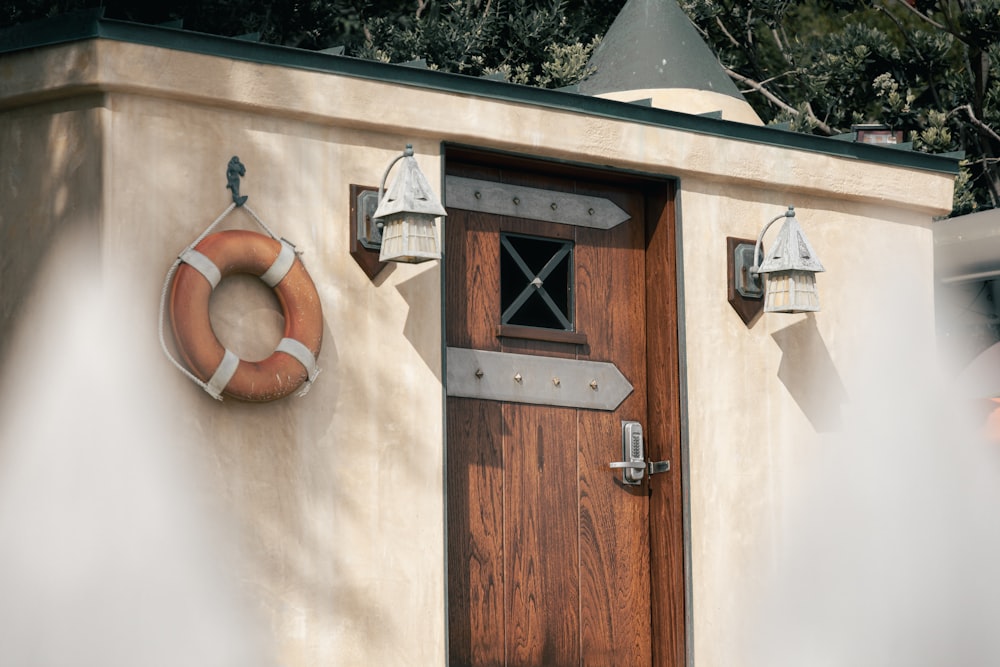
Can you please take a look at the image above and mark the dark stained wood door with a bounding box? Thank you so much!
[445,150,684,667]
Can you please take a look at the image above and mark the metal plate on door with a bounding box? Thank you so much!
[445,176,631,229]
[446,347,633,411]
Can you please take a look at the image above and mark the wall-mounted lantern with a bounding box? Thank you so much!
[371,144,447,263]
[728,206,825,325]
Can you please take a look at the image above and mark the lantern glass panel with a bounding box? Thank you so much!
[764,270,819,313]
[378,212,440,263]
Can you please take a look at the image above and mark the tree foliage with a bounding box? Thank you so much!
[3,0,1000,214]
[352,0,602,88]
[681,0,1000,215]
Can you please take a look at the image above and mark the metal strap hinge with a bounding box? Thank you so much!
[649,460,671,475]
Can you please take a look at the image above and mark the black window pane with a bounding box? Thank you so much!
[508,235,563,274]
[509,291,563,329]
[500,233,573,331]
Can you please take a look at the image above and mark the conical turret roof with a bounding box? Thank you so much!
[578,0,761,124]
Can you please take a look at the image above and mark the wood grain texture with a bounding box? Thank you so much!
[446,158,507,666]
[447,397,505,666]
[504,403,580,666]
[445,153,684,666]
[644,184,687,667]
[446,207,501,353]
[497,324,588,346]
[576,185,651,666]
[496,170,583,666]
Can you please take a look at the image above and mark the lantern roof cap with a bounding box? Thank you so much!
[373,148,447,220]
[758,209,825,274]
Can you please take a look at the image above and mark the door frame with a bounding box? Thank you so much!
[440,144,688,667]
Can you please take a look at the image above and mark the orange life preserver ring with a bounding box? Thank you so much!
[169,230,323,402]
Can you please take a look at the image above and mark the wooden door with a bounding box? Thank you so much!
[445,150,684,667]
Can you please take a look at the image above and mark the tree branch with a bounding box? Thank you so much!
[770,27,785,56]
[715,15,740,48]
[955,103,1000,146]
[757,71,796,87]
[955,103,1000,207]
[770,25,796,69]
[725,67,834,135]
[885,0,945,30]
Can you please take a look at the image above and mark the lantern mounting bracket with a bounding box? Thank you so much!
[349,183,388,281]
[751,206,796,277]
[727,236,764,326]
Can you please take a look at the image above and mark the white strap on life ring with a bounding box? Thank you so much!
[179,248,222,288]
[181,241,295,291]
[260,240,296,287]
[206,348,240,399]
[276,337,321,395]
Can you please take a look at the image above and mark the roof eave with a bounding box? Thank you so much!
[0,12,962,177]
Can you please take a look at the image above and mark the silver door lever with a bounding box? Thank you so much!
[609,461,646,470]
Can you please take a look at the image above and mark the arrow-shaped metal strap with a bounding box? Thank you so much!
[445,176,631,229]
[446,348,633,411]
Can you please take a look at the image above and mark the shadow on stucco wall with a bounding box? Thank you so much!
[771,313,848,432]
[1,58,444,662]
[746,311,1000,666]
[397,264,444,382]
[0,95,103,368]
[158,123,429,662]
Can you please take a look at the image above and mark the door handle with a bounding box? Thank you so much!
[610,420,645,485]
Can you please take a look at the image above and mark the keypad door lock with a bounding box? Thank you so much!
[609,420,670,485]
[610,420,646,485]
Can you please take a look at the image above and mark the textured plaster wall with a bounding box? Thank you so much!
[0,37,955,667]
[675,180,941,665]
[1,49,446,665]
[595,87,764,125]
[101,92,446,666]
[0,97,103,354]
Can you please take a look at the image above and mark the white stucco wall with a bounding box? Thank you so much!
[676,180,943,664]
[1,42,446,666]
[102,94,447,665]
[595,87,764,125]
[0,36,955,667]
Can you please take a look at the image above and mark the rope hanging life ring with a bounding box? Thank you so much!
[169,229,323,402]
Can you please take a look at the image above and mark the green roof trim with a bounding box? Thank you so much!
[0,11,960,176]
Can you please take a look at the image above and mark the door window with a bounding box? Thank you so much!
[499,232,574,331]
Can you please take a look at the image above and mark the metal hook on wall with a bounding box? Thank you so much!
[226,156,248,206]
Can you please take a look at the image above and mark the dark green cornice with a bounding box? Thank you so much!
[0,10,959,176]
